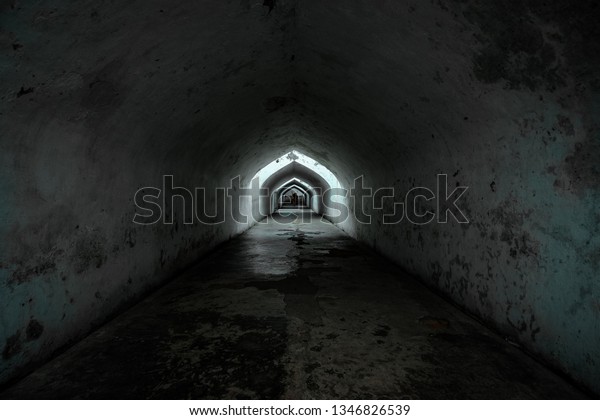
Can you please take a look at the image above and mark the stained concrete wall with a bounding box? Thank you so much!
[289,0,600,392]
[1,0,599,393]
[0,0,297,384]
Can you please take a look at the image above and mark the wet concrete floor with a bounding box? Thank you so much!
[0,210,589,399]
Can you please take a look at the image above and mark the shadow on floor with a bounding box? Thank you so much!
[0,211,591,399]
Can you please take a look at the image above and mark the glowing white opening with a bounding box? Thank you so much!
[251,150,342,190]
[273,177,312,192]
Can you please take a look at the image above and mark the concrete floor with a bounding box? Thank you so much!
[0,211,588,399]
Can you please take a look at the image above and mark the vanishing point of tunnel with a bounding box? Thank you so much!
[1,0,599,399]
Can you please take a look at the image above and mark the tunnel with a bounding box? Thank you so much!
[0,0,599,399]
[278,185,308,208]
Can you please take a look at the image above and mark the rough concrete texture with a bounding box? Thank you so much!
[0,0,599,394]
[0,212,588,399]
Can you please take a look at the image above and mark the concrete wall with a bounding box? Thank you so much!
[0,0,297,384]
[290,0,600,392]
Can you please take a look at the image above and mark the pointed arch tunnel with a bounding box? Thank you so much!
[249,150,348,221]
[277,180,311,208]
[2,0,600,398]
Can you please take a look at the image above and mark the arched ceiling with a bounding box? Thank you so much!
[3,0,598,188]
[262,162,329,194]
[276,179,313,197]
[280,185,308,200]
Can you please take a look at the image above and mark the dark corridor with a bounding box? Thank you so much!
[1,0,599,403]
[0,212,587,399]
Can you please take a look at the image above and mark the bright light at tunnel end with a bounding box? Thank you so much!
[132,150,469,226]
[251,150,343,191]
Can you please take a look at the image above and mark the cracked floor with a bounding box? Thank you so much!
[0,210,588,399]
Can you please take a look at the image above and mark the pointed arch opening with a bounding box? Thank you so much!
[249,150,346,219]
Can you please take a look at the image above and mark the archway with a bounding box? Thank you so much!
[250,150,346,219]
[279,184,309,208]
[273,178,315,211]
